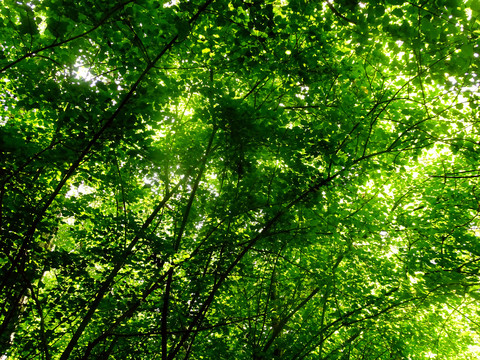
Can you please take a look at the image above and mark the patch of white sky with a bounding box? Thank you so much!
[74,59,96,83]
[295,85,310,100]
[73,57,119,89]
[163,0,179,7]
[405,144,455,181]
[66,181,95,198]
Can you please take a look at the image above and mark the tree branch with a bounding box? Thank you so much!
[325,1,357,25]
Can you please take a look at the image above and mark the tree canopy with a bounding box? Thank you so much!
[1,0,480,359]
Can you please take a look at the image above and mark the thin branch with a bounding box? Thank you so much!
[430,174,480,179]
[325,1,357,25]
[0,0,136,74]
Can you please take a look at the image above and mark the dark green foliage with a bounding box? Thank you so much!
[1,0,480,359]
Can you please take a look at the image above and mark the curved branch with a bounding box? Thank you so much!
[325,1,357,25]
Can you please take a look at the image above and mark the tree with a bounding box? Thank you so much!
[1,0,479,358]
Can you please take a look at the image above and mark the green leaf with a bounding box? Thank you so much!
[176,18,190,41]
[47,18,69,37]
[460,43,474,58]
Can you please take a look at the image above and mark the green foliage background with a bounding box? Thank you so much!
[1,0,480,359]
